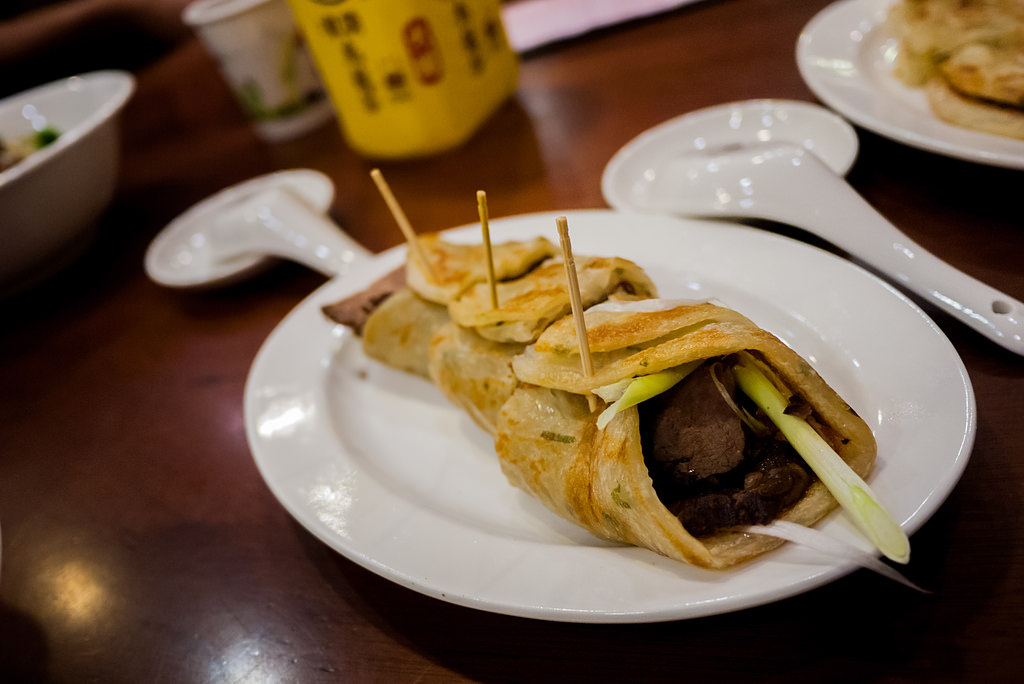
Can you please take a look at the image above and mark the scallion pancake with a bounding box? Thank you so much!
[427,322,526,435]
[449,257,657,344]
[361,288,450,378]
[406,234,557,304]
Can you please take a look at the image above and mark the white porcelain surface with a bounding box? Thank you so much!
[797,0,1024,170]
[183,0,333,142]
[144,169,368,288]
[603,98,859,214]
[0,70,135,293]
[245,209,974,623]
[602,98,859,211]
[601,102,1024,355]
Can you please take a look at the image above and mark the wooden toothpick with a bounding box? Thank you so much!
[477,190,498,310]
[369,168,439,284]
[555,216,597,411]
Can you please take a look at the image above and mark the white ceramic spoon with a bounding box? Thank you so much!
[602,100,1024,356]
[145,169,370,288]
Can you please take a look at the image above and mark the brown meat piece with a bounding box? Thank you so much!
[670,450,811,537]
[742,446,811,510]
[643,362,746,488]
[320,266,406,335]
[639,359,814,537]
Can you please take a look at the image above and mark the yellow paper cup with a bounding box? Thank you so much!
[286,0,518,158]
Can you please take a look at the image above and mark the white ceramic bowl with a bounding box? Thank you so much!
[0,70,135,294]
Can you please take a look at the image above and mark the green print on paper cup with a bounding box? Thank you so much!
[184,0,335,141]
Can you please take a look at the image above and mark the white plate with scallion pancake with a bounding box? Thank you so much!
[798,0,1024,169]
[244,210,974,623]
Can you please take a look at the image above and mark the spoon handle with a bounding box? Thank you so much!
[761,165,1024,356]
[214,187,370,278]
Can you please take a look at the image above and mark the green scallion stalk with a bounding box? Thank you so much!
[732,353,910,564]
[593,361,701,430]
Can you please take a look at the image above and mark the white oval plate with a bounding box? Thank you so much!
[244,210,974,623]
[797,0,1024,170]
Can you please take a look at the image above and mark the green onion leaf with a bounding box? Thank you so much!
[33,126,60,148]
[593,361,701,430]
[732,353,910,564]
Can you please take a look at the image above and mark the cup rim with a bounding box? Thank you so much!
[182,0,278,27]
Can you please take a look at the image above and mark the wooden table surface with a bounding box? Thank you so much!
[2,1,1022,681]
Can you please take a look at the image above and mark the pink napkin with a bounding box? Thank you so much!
[500,0,709,52]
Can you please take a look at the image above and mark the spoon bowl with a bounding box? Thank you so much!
[603,100,1024,356]
[145,169,369,288]
[602,98,860,212]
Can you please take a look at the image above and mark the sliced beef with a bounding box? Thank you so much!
[320,266,406,335]
[642,362,746,489]
[670,491,774,537]
[640,358,813,537]
[743,451,811,510]
[670,449,811,536]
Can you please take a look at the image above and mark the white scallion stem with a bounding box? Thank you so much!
[747,521,929,593]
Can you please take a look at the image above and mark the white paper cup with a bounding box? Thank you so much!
[184,0,334,141]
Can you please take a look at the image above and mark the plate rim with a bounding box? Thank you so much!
[244,209,975,623]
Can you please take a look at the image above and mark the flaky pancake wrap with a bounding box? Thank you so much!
[427,322,526,434]
[407,234,557,304]
[356,235,558,378]
[361,288,450,378]
[428,258,657,434]
[356,234,657,433]
[495,299,877,569]
[448,256,657,343]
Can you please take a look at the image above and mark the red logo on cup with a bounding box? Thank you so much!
[404,18,443,85]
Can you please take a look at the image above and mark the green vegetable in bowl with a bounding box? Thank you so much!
[33,125,60,148]
[0,126,61,172]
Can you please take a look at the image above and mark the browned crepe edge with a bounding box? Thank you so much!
[926,76,1024,139]
[361,288,450,378]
